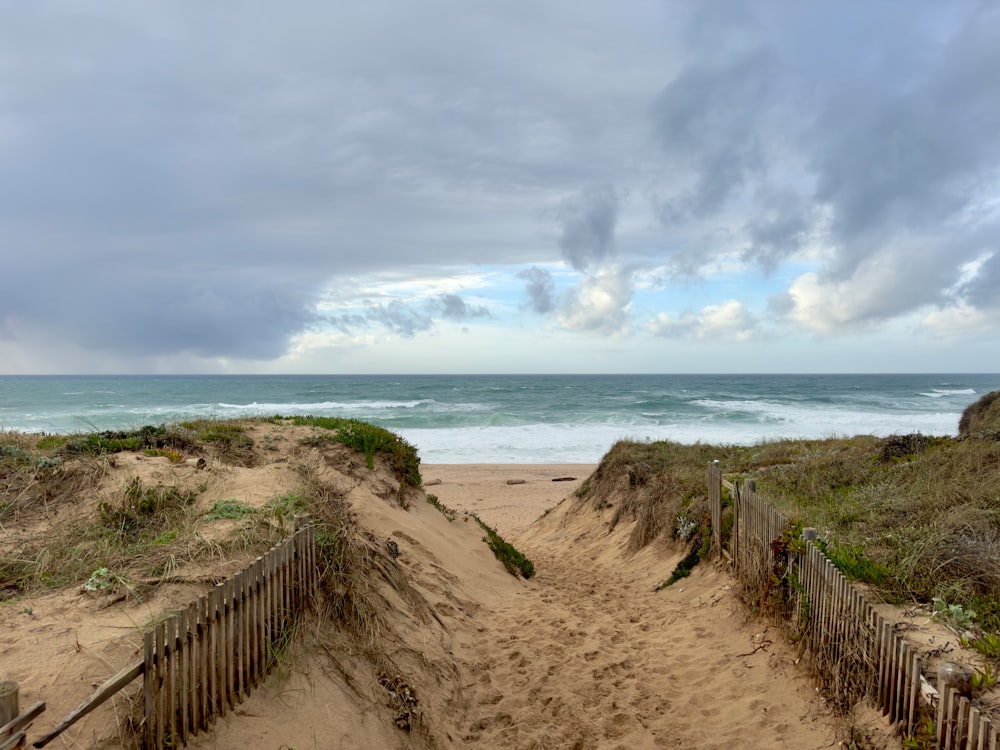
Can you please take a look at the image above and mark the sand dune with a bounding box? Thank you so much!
[4,449,863,748]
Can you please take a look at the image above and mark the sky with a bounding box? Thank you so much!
[1,1,999,375]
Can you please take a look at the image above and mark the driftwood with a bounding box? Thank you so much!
[551,476,577,482]
[505,479,526,485]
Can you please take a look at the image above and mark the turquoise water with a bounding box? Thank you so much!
[0,374,996,463]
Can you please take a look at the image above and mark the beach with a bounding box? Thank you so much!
[421,463,599,537]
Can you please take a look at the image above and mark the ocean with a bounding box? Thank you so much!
[0,374,996,464]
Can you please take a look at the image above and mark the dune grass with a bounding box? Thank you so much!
[0,418,417,603]
[290,415,422,489]
[588,432,1000,632]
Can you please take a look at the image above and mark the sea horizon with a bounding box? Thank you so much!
[2,373,997,463]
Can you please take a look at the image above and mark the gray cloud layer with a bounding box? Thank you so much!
[1,1,997,367]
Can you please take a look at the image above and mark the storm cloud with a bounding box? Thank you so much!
[0,1,997,373]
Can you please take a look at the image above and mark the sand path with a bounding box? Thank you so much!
[455,547,838,749]
[429,465,840,750]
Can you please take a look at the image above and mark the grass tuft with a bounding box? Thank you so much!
[473,516,535,578]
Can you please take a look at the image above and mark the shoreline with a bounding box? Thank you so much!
[421,463,597,538]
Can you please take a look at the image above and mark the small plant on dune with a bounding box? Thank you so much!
[816,538,890,586]
[972,663,997,691]
[901,717,936,750]
[179,420,255,463]
[932,597,977,633]
[204,499,256,521]
[656,522,712,591]
[674,512,698,541]
[473,516,535,578]
[99,477,196,542]
[144,447,184,462]
[266,493,310,531]
[83,566,130,593]
[61,425,183,457]
[426,494,457,522]
[971,632,1000,660]
[152,529,179,545]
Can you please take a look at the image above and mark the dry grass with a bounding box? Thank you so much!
[591,432,1000,632]
[959,389,1000,435]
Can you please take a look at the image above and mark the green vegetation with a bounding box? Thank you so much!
[585,431,1000,632]
[178,420,255,464]
[291,415,421,488]
[61,424,193,456]
[474,516,535,578]
[144,447,185,462]
[657,524,711,590]
[205,499,256,520]
[426,494,458,522]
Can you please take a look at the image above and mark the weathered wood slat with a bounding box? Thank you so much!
[969,705,981,750]
[198,595,208,731]
[167,615,177,748]
[144,630,155,748]
[0,701,44,743]
[213,583,226,719]
[155,620,166,750]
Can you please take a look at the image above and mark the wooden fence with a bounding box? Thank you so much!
[142,518,317,748]
[31,517,317,750]
[708,463,998,749]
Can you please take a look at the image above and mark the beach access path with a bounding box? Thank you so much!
[422,464,844,749]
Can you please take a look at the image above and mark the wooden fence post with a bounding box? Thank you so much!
[708,461,721,559]
[0,682,17,727]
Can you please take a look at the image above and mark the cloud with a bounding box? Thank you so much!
[557,185,621,271]
[921,303,992,338]
[741,189,819,273]
[959,251,1000,309]
[1,261,320,360]
[363,301,434,338]
[433,293,491,321]
[648,1,1000,324]
[558,267,633,336]
[650,300,759,341]
[807,5,1000,270]
[652,50,778,221]
[517,267,556,314]
[323,293,489,339]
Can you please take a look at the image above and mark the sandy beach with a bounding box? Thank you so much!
[421,463,598,537]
